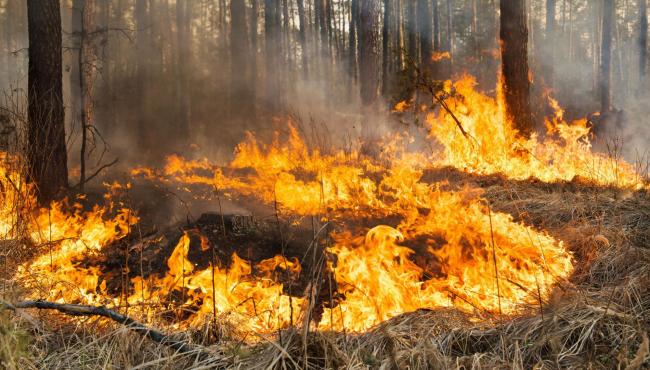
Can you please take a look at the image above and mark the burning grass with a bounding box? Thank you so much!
[1,75,649,368]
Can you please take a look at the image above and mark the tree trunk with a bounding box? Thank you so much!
[600,0,614,114]
[71,0,83,129]
[417,0,432,72]
[250,0,260,94]
[359,0,379,106]
[382,0,390,95]
[297,0,309,77]
[349,0,359,81]
[79,0,95,192]
[27,0,69,203]
[231,0,253,118]
[406,0,416,59]
[135,0,149,148]
[176,0,191,140]
[545,0,556,86]
[446,0,454,75]
[500,0,534,137]
[265,0,281,110]
[639,0,648,80]
[433,0,441,52]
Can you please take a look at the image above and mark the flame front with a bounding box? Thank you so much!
[8,75,644,337]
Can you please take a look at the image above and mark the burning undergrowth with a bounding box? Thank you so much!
[2,75,649,368]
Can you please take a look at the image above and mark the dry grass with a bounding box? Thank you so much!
[1,174,649,369]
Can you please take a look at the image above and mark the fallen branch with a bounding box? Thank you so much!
[2,299,205,356]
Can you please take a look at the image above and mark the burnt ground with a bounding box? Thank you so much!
[69,168,649,328]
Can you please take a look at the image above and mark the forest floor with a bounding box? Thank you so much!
[1,169,649,369]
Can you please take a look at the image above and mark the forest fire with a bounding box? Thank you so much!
[8,77,631,337]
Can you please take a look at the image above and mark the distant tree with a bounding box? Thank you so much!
[500,0,534,137]
[405,0,417,59]
[417,0,432,72]
[176,0,191,140]
[349,0,359,81]
[600,0,614,114]
[546,0,556,86]
[265,0,281,110]
[639,0,648,81]
[26,0,68,203]
[382,0,391,95]
[359,0,380,106]
[231,0,253,117]
[296,0,309,76]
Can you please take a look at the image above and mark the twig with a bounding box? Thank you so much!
[2,299,210,356]
[71,157,119,189]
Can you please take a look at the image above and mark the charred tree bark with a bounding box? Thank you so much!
[359,0,380,106]
[639,0,648,80]
[27,0,69,203]
[500,0,534,137]
[600,0,614,114]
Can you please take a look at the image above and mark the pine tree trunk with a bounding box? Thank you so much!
[297,0,309,77]
[639,0,648,80]
[600,0,614,114]
[500,0,534,137]
[231,0,252,118]
[265,0,281,110]
[433,0,441,52]
[382,0,390,95]
[546,0,556,86]
[27,0,69,203]
[349,0,359,81]
[406,0,416,59]
[446,0,454,74]
[417,0,432,72]
[250,0,260,95]
[135,0,149,147]
[71,0,83,128]
[79,0,95,192]
[359,0,379,106]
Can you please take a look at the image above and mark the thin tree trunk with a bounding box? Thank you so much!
[500,0,534,137]
[446,0,454,75]
[79,0,95,192]
[349,0,359,81]
[231,0,252,118]
[382,0,390,95]
[27,0,69,203]
[265,0,281,110]
[639,0,648,80]
[546,0,556,86]
[600,0,614,114]
[433,0,441,51]
[297,0,309,77]
[359,0,379,107]
[418,0,432,73]
[406,0,416,59]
